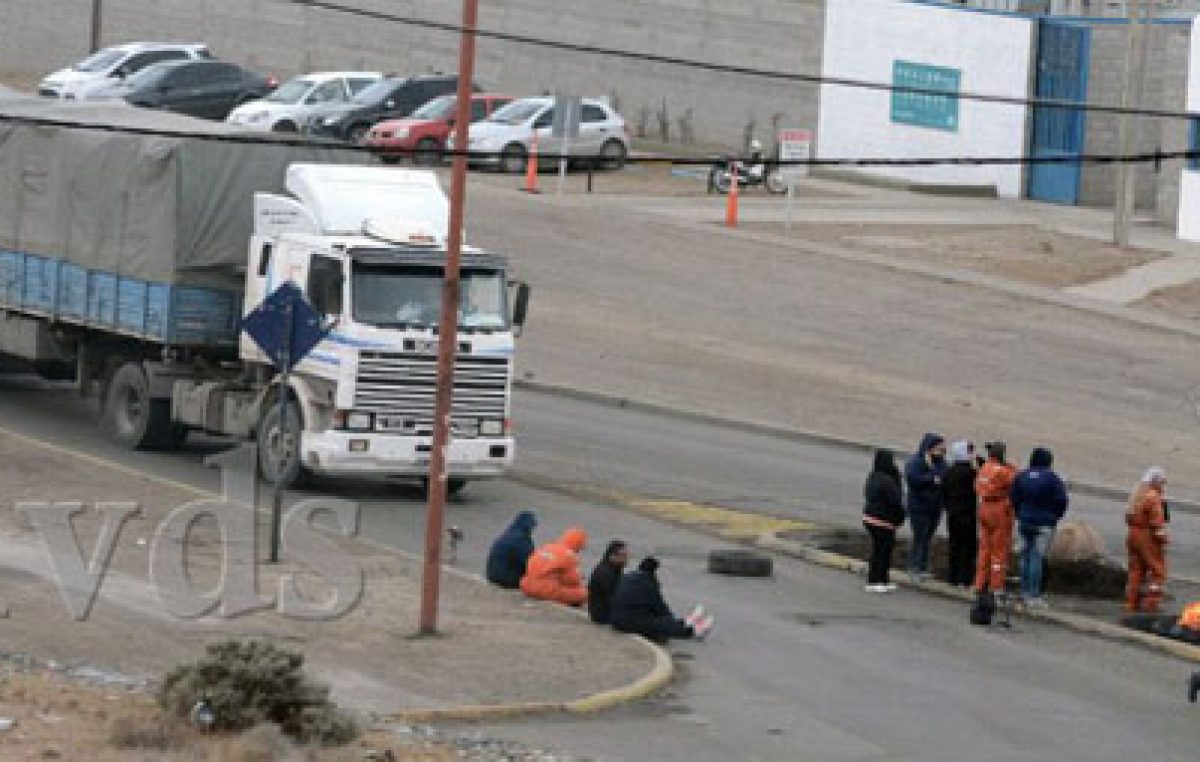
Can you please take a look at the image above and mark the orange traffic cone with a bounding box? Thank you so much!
[724,163,739,228]
[521,133,540,194]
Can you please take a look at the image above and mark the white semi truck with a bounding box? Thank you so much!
[0,97,528,492]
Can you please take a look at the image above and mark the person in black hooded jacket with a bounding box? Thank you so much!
[611,558,712,642]
[587,540,629,624]
[942,440,980,587]
[863,449,905,591]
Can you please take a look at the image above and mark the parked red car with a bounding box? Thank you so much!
[366,93,513,165]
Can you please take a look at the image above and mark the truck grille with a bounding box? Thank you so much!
[354,351,509,430]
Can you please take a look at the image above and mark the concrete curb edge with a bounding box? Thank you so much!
[756,532,1200,664]
[515,379,1200,512]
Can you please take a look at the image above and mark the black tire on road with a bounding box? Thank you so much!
[347,123,371,144]
[708,548,773,577]
[102,362,182,450]
[500,142,528,174]
[414,137,442,166]
[600,139,627,170]
[257,400,308,487]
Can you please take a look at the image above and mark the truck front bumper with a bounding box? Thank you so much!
[300,431,514,478]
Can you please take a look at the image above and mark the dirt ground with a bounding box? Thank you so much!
[0,667,462,761]
[1135,279,1200,322]
[740,222,1162,289]
[0,431,654,721]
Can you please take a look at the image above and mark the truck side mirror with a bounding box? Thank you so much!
[511,282,530,336]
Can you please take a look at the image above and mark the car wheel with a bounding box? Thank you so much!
[414,137,442,166]
[600,139,628,170]
[708,549,773,577]
[272,120,299,133]
[347,123,371,144]
[500,142,528,174]
[712,169,732,195]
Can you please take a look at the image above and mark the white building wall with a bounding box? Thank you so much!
[1176,16,1200,240]
[817,0,1035,197]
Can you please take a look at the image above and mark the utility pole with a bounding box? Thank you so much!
[90,0,104,53]
[419,0,478,635]
[1113,0,1152,246]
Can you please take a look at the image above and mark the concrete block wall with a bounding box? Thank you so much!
[1079,21,1192,224]
[0,0,827,149]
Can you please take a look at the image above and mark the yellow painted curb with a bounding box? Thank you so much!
[0,426,675,721]
[759,531,1200,664]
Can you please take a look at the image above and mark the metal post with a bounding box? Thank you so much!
[420,0,478,635]
[90,0,104,53]
[269,299,293,564]
[1113,0,1150,246]
[558,133,571,195]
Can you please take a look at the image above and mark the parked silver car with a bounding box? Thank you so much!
[226,71,381,133]
[39,42,212,100]
[454,96,629,172]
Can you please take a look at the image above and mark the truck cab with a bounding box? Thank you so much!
[177,164,528,491]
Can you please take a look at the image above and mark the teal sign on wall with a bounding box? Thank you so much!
[891,60,961,132]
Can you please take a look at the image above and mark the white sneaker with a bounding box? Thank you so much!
[864,584,887,593]
[685,604,706,628]
[692,614,715,641]
[881,583,898,592]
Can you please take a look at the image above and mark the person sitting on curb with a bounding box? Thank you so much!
[485,511,537,590]
[610,557,713,643]
[1126,467,1169,613]
[588,540,629,624]
[520,526,589,606]
[1011,447,1068,610]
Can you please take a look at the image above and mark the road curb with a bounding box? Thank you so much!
[389,634,674,724]
[757,532,1200,664]
[514,379,1200,512]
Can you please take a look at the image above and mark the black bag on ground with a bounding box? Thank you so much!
[970,591,995,626]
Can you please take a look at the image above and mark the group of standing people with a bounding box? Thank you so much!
[484,511,715,643]
[864,432,1170,615]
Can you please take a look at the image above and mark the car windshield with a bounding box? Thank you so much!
[352,79,402,105]
[352,263,507,330]
[487,100,543,125]
[265,78,313,104]
[412,95,455,120]
[73,49,125,73]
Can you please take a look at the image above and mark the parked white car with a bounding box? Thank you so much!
[38,42,211,100]
[454,96,629,173]
[226,71,382,133]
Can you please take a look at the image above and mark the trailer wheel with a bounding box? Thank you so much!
[258,401,308,487]
[102,362,178,450]
[707,548,773,578]
[417,477,468,499]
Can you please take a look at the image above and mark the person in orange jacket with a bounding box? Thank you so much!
[520,526,588,606]
[1126,467,1169,613]
[973,441,1017,603]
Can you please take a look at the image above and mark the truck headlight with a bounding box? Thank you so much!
[479,419,504,436]
[347,412,374,431]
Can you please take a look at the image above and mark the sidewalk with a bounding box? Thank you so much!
[0,431,663,725]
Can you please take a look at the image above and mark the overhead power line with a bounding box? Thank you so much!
[290,0,1200,122]
[0,110,1193,168]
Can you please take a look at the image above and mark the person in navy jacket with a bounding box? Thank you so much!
[1011,447,1068,608]
[485,511,537,589]
[904,433,947,581]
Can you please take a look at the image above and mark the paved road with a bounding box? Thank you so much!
[1,378,1198,761]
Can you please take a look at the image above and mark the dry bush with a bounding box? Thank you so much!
[107,712,190,751]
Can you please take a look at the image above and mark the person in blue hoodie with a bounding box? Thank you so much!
[905,433,947,582]
[1011,447,1068,609]
[485,511,537,589]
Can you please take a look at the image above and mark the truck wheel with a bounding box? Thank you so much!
[102,362,177,450]
[707,548,773,578]
[257,402,308,487]
[418,477,468,499]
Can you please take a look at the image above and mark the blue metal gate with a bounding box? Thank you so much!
[1028,20,1090,205]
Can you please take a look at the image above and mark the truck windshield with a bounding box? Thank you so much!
[352,263,507,330]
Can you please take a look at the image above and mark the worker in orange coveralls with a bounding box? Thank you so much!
[1126,467,1169,613]
[973,441,1017,602]
[520,526,589,606]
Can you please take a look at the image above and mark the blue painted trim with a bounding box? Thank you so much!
[306,351,342,366]
[327,332,390,349]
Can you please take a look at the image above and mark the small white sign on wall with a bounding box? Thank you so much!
[778,128,814,184]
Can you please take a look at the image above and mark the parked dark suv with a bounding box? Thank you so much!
[305,74,473,142]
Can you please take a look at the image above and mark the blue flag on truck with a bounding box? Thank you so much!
[241,282,330,371]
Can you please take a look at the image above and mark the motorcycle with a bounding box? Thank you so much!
[709,155,789,195]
